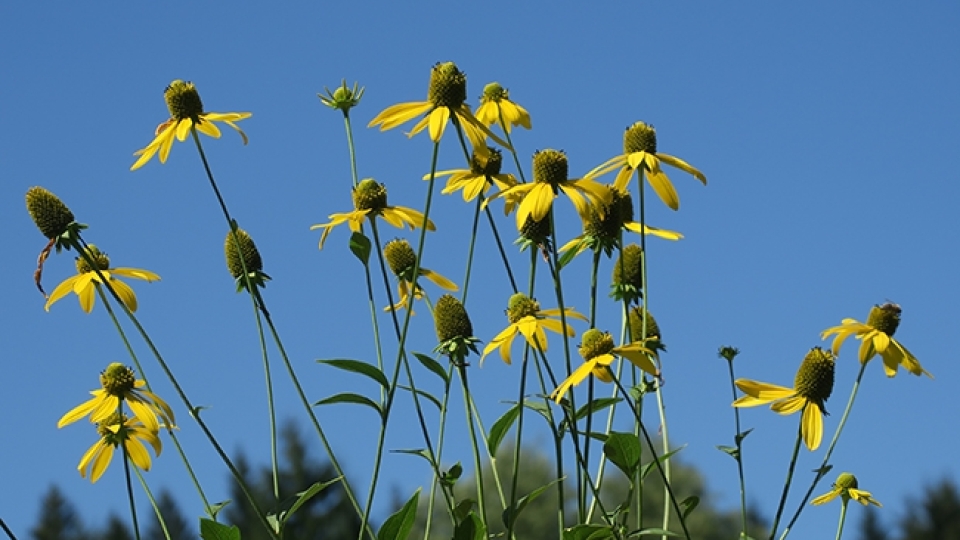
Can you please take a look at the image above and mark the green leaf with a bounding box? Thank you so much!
[453,512,485,540]
[735,427,754,445]
[557,246,580,271]
[413,352,450,384]
[318,359,389,389]
[487,404,521,457]
[349,232,371,265]
[281,478,342,525]
[630,527,682,538]
[603,432,642,479]
[716,445,740,460]
[679,495,699,520]
[502,479,561,529]
[397,385,443,410]
[315,393,383,419]
[392,448,437,468]
[639,446,684,481]
[520,398,553,424]
[560,397,622,434]
[199,518,241,540]
[563,524,616,540]
[453,499,475,522]
[441,462,463,488]
[377,488,420,540]
[208,500,231,520]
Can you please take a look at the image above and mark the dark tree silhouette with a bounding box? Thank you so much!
[145,489,192,540]
[858,505,890,540]
[225,421,362,540]
[900,478,960,540]
[30,486,88,540]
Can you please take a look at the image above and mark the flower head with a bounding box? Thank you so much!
[480,293,587,365]
[433,294,480,361]
[628,306,661,342]
[26,187,89,297]
[225,228,271,292]
[58,363,175,433]
[131,80,251,170]
[318,80,365,113]
[475,82,531,133]
[821,303,931,378]
[490,149,612,230]
[587,122,706,211]
[551,329,661,403]
[611,244,644,304]
[77,413,162,483]
[44,245,160,313]
[383,238,458,312]
[431,147,518,213]
[368,62,509,154]
[560,186,682,260]
[310,179,436,250]
[812,472,882,507]
[733,347,835,450]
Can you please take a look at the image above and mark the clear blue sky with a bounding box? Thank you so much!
[2,2,958,538]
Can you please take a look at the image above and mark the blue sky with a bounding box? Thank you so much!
[2,2,959,538]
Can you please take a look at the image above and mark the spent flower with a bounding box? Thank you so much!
[433,294,480,361]
[44,245,160,313]
[311,179,435,249]
[821,303,931,378]
[225,228,271,292]
[733,347,835,451]
[588,122,706,211]
[131,80,251,170]
[480,293,588,365]
[26,187,88,296]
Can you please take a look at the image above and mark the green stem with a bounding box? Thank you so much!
[121,443,142,540]
[422,363,457,540]
[133,466,172,540]
[497,105,528,184]
[610,375,691,540]
[0,518,18,540]
[90,283,213,518]
[341,110,361,188]
[484,206,519,293]
[779,362,868,539]
[769,417,805,540]
[834,501,848,540]
[506,347,530,540]
[460,197,483,304]
[724,358,750,538]
[457,364,489,527]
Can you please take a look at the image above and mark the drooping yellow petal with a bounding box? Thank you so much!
[614,344,659,376]
[194,118,222,139]
[89,441,115,483]
[76,279,98,313]
[427,107,451,142]
[111,268,161,282]
[587,155,628,179]
[734,379,796,403]
[551,359,598,403]
[44,275,82,311]
[811,489,841,506]
[623,222,684,241]
[657,153,707,184]
[369,101,434,131]
[801,402,824,450]
[58,392,105,427]
[771,395,806,415]
[858,331,879,364]
[645,168,680,211]
[421,269,458,291]
[515,183,555,229]
[109,278,139,312]
[124,435,153,471]
[872,331,890,354]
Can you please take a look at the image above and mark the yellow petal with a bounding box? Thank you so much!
[421,269,458,291]
[811,489,840,506]
[44,275,82,311]
[646,168,680,211]
[734,379,795,402]
[428,107,450,142]
[369,101,433,130]
[111,268,161,282]
[89,441,115,483]
[657,153,707,184]
[801,402,823,451]
[109,278,139,313]
[58,392,104,427]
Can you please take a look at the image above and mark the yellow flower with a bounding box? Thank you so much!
[812,472,882,507]
[475,82,531,133]
[310,179,435,250]
[44,245,160,313]
[58,363,175,434]
[131,80,251,170]
[733,347,835,451]
[431,147,518,213]
[587,122,706,211]
[490,149,611,230]
[821,303,931,378]
[368,62,509,153]
[382,239,458,312]
[481,293,588,365]
[560,185,682,259]
[78,413,162,483]
[551,329,660,403]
